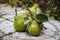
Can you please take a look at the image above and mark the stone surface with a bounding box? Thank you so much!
[0,4,60,40]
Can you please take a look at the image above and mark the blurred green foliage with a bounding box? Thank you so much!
[0,0,60,20]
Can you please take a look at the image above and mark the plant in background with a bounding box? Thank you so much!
[45,0,60,20]
[9,0,18,6]
[0,0,60,20]
[0,0,8,3]
[8,0,34,8]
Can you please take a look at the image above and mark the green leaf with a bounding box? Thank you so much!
[24,20,31,31]
[36,14,48,23]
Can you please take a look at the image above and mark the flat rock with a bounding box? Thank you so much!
[0,4,60,40]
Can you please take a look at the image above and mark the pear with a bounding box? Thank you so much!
[29,7,37,16]
[18,11,30,19]
[29,3,41,16]
[28,20,40,36]
[14,16,26,32]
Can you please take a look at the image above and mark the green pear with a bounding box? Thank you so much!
[14,16,26,32]
[29,3,41,16]
[29,7,37,16]
[28,20,40,36]
[18,11,30,19]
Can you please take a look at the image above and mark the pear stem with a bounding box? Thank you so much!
[14,1,17,16]
[15,8,17,16]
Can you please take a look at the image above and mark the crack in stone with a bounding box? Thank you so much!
[0,12,13,22]
[0,32,16,39]
[0,16,13,22]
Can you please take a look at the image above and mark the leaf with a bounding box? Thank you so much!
[37,8,42,14]
[24,20,31,31]
[36,14,48,23]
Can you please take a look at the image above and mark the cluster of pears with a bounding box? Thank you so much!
[14,3,47,36]
[14,15,44,36]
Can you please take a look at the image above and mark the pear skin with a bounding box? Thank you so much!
[14,16,26,32]
[28,20,40,36]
